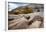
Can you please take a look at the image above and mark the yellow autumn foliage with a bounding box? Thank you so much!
[11,6,33,14]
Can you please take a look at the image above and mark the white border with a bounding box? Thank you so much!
[6,1,45,32]
[0,0,46,32]
[5,1,8,31]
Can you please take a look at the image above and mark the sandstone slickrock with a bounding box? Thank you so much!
[8,4,44,30]
[8,12,43,30]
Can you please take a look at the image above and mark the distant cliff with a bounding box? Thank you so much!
[8,5,33,15]
[8,4,43,15]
